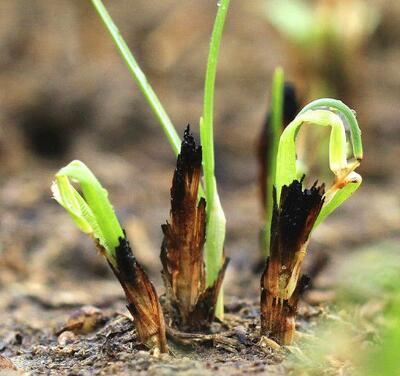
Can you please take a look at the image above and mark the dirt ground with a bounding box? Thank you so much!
[0,1,399,375]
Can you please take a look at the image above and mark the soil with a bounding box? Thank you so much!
[0,0,399,375]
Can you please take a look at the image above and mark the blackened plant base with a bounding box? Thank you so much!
[98,235,168,353]
[261,179,324,345]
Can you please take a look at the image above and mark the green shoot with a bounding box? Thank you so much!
[200,0,230,318]
[51,160,124,264]
[275,98,363,227]
[264,67,284,255]
[90,0,181,156]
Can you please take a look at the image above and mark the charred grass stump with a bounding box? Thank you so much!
[50,0,365,363]
[261,179,325,345]
[105,236,167,352]
[161,127,228,331]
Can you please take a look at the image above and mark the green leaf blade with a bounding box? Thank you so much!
[314,178,362,229]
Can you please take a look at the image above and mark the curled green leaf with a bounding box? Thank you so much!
[52,176,94,235]
[298,98,363,161]
[275,109,348,200]
[275,99,363,228]
[52,160,124,262]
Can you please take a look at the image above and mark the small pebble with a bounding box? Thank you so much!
[58,331,77,346]
[137,350,150,358]
[259,336,281,351]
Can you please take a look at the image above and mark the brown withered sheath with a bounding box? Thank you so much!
[161,125,228,330]
[260,179,324,345]
[98,236,168,353]
[257,84,299,211]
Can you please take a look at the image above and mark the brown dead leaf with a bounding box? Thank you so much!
[56,305,105,335]
[0,355,17,370]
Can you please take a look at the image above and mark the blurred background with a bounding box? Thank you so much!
[0,0,399,332]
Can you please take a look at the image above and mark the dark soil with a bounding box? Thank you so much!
[0,298,286,375]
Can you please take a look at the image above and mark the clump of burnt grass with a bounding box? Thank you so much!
[52,0,365,358]
[53,0,231,352]
[90,0,229,320]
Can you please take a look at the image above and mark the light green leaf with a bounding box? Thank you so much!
[264,67,284,256]
[265,0,316,46]
[53,160,124,260]
[52,176,94,235]
[314,177,361,229]
[200,0,231,319]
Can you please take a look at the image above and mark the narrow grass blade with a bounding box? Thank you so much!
[200,0,231,319]
[90,0,181,155]
[264,67,284,255]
